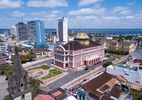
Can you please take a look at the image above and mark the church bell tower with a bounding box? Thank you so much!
[7,47,32,100]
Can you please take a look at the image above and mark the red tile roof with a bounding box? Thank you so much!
[81,72,114,97]
[34,94,55,100]
[62,40,101,50]
[107,87,121,99]
[100,96,112,100]
[81,72,122,99]
[52,91,62,97]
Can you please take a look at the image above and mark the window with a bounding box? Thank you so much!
[136,81,140,83]
[124,73,129,76]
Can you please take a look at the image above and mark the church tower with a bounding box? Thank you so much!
[7,47,32,100]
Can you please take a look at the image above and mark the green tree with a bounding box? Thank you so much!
[2,95,10,100]
[11,54,36,63]
[29,77,40,93]
[17,46,22,52]
[102,61,112,71]
[130,90,142,100]
[106,49,129,55]
[68,32,74,36]
[11,35,16,40]
[0,64,12,76]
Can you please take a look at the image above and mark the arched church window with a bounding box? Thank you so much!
[21,94,25,100]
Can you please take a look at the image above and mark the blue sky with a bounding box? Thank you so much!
[0,0,142,28]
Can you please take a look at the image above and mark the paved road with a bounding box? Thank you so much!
[23,56,127,91]
[45,57,115,90]
[24,59,52,69]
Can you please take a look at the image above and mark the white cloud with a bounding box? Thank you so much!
[10,11,25,17]
[30,11,48,16]
[127,1,135,6]
[27,0,68,8]
[103,16,119,20]
[125,15,135,19]
[0,0,23,9]
[120,10,131,14]
[51,10,60,14]
[78,0,103,6]
[69,8,106,15]
[112,6,128,12]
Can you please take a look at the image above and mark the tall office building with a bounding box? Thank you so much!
[57,17,68,43]
[10,22,28,42]
[27,20,45,48]
[14,22,28,42]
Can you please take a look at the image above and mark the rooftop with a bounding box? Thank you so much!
[81,72,123,100]
[108,64,137,71]
[62,40,101,51]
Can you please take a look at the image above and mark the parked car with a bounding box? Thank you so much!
[5,76,8,81]
[84,67,89,71]
[0,71,5,75]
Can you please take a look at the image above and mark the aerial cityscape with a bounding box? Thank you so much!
[0,0,142,100]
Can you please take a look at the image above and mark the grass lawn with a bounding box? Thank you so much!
[29,65,50,70]
[109,54,122,59]
[41,69,62,80]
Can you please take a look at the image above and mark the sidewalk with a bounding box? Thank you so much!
[40,72,68,86]
[61,66,104,89]
[23,57,53,68]
[113,55,128,64]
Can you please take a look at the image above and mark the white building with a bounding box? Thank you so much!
[0,43,7,53]
[10,25,17,36]
[106,64,142,85]
[133,47,142,60]
[57,17,68,43]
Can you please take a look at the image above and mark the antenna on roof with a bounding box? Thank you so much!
[64,11,67,17]
[21,16,23,22]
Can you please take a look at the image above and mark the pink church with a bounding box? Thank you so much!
[54,32,104,69]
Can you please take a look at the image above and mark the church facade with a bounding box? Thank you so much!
[54,32,104,69]
[7,47,32,100]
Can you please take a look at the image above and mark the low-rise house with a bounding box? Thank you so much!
[33,88,68,100]
[0,42,8,53]
[0,53,8,65]
[34,48,53,58]
[133,47,142,63]
[101,39,136,54]
[77,72,131,100]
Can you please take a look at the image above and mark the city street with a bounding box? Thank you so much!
[45,57,116,91]
[22,55,128,92]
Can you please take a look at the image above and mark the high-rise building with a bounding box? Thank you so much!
[14,22,28,42]
[10,25,17,36]
[27,20,45,48]
[57,17,68,43]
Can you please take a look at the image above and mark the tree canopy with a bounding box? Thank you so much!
[105,49,129,55]
[102,61,112,69]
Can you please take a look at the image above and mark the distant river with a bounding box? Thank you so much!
[0,29,142,35]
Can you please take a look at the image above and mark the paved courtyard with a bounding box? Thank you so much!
[0,76,8,100]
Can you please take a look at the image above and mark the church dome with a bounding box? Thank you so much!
[74,32,89,40]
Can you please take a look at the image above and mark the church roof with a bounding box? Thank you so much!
[62,40,101,51]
